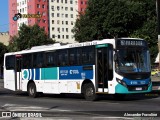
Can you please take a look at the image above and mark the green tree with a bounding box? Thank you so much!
[72,0,157,63]
[8,24,55,52]
[0,42,8,69]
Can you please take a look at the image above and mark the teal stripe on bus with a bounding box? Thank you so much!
[41,67,58,80]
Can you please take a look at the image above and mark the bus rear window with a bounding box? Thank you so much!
[5,55,15,70]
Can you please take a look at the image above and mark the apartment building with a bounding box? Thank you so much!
[9,0,49,36]
[9,0,88,43]
[9,0,18,36]
[49,0,79,43]
[0,32,10,46]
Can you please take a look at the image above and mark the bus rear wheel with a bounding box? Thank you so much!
[83,83,97,101]
[28,82,38,98]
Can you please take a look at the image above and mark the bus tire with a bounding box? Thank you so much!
[83,83,97,101]
[28,82,38,98]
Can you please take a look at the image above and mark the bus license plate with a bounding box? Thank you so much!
[136,87,142,90]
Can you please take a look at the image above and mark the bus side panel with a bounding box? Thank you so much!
[42,67,59,93]
[4,70,16,91]
[59,66,94,93]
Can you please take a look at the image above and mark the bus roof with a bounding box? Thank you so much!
[4,38,144,56]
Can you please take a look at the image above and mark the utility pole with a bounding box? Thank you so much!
[156,0,160,69]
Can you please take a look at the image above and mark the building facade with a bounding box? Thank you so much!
[78,0,88,14]
[49,0,88,43]
[9,0,88,43]
[9,0,49,36]
[9,0,18,36]
[0,32,10,46]
[49,0,78,43]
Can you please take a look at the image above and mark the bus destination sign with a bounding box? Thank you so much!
[117,39,146,47]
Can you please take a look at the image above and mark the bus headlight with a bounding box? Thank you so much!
[116,78,127,87]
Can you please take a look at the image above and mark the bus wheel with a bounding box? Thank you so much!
[83,83,97,101]
[28,82,38,98]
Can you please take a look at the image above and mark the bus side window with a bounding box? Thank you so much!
[46,52,57,67]
[58,50,68,66]
[5,55,15,70]
[22,54,32,69]
[33,52,44,68]
[82,46,95,65]
[69,48,77,66]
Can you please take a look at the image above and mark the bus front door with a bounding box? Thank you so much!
[96,45,109,92]
[15,55,22,91]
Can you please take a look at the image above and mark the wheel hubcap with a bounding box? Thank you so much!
[86,88,93,97]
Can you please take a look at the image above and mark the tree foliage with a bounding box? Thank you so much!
[0,42,8,67]
[72,0,158,63]
[8,24,55,52]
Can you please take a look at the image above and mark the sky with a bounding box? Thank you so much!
[0,0,9,32]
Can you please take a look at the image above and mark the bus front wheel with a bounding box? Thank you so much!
[83,83,97,101]
[28,82,38,98]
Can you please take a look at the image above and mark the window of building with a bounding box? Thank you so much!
[65,14,68,18]
[57,0,59,3]
[57,13,60,17]
[57,6,60,10]
[71,14,73,18]
[57,27,60,32]
[37,4,40,8]
[42,4,45,9]
[57,20,60,24]
[52,34,55,38]
[65,0,67,3]
[66,28,68,32]
[58,35,60,39]
[70,7,73,11]
[52,27,54,31]
[70,0,73,4]
[52,13,54,17]
[51,6,54,11]
[52,20,54,24]
[43,19,46,23]
[65,7,68,11]
[66,21,68,25]
[42,12,46,16]
[66,35,69,39]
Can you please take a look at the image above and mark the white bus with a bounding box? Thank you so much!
[4,38,152,100]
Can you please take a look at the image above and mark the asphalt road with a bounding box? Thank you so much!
[0,79,160,120]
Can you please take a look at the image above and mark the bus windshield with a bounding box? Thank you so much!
[115,48,150,73]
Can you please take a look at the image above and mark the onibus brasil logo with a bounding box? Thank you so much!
[13,13,42,21]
